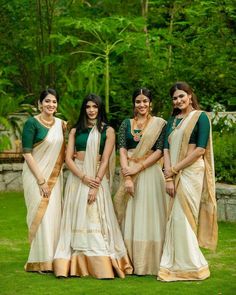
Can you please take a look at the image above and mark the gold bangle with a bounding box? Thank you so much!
[37,178,46,185]
[81,174,86,182]
[171,166,178,174]
[165,178,173,182]
[96,175,102,182]
[140,162,146,171]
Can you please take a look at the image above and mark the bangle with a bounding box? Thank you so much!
[81,174,86,182]
[165,178,173,182]
[124,175,132,180]
[171,166,178,175]
[37,178,46,185]
[96,175,102,182]
[140,162,146,171]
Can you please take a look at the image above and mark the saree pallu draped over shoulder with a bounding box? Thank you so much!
[53,126,133,279]
[158,110,217,282]
[23,118,65,272]
[114,117,168,275]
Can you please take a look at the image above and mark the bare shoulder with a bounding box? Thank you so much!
[106,126,115,137]
[69,128,76,136]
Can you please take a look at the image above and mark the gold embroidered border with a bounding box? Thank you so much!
[158,265,210,281]
[29,132,65,244]
[25,261,53,272]
[54,254,133,279]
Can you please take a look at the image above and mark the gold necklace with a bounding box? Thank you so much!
[131,115,151,142]
[38,115,55,128]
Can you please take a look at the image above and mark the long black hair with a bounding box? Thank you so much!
[74,94,108,133]
[39,88,59,103]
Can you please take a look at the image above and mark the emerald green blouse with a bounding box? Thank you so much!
[22,117,49,153]
[118,118,165,151]
[75,126,108,155]
[164,112,210,149]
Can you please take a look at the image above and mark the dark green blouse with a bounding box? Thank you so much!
[164,112,210,149]
[118,118,165,151]
[22,117,49,153]
[75,126,108,155]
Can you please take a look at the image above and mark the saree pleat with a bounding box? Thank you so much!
[114,117,167,275]
[54,127,133,278]
[23,118,64,272]
[159,111,217,281]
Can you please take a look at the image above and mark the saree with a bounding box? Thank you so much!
[114,117,167,275]
[22,118,65,271]
[53,126,133,278]
[158,110,217,281]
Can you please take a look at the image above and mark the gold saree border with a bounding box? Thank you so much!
[53,254,133,279]
[25,261,53,272]
[114,116,166,225]
[172,111,218,250]
[158,265,210,281]
[28,122,66,244]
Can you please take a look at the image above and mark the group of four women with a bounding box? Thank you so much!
[22,82,217,281]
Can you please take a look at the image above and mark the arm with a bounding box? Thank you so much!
[65,128,99,188]
[88,127,115,204]
[23,153,50,198]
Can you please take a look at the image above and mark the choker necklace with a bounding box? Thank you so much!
[131,115,151,142]
[38,114,55,128]
[87,119,97,128]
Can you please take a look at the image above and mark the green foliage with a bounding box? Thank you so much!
[213,131,236,184]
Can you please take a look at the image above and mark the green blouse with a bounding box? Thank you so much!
[22,117,49,153]
[118,118,165,151]
[164,112,210,149]
[75,126,108,155]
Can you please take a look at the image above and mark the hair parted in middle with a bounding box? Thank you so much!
[132,88,153,105]
[74,93,108,133]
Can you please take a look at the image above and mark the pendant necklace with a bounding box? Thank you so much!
[131,115,151,142]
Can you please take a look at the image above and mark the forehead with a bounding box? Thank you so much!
[43,94,57,101]
[135,94,150,101]
[172,89,187,97]
[86,100,97,106]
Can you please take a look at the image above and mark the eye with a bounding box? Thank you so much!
[135,100,141,104]
[172,97,177,101]
[179,94,185,98]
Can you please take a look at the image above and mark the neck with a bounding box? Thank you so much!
[87,119,97,126]
[40,113,54,121]
[179,106,194,116]
[136,113,148,120]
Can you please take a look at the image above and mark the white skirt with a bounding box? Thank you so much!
[122,162,167,275]
[54,159,133,278]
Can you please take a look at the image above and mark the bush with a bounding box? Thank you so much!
[213,131,236,184]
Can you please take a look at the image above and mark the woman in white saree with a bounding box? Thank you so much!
[54,94,133,279]
[22,89,65,272]
[158,82,217,281]
[114,88,167,276]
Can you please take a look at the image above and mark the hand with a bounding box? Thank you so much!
[166,180,175,198]
[88,188,98,204]
[82,175,100,189]
[164,167,174,179]
[124,178,135,197]
[39,182,50,198]
[122,164,140,176]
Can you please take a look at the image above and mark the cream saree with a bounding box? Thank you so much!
[53,126,133,279]
[158,110,217,281]
[114,117,167,275]
[22,118,65,271]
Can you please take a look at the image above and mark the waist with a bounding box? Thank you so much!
[127,150,153,163]
[74,151,101,162]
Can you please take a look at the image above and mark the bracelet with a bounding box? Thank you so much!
[37,178,46,186]
[96,175,102,182]
[165,178,173,182]
[171,166,178,175]
[124,175,132,180]
[81,174,86,182]
[140,162,146,171]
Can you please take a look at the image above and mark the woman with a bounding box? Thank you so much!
[114,88,167,276]
[158,81,218,281]
[53,94,133,279]
[22,88,65,272]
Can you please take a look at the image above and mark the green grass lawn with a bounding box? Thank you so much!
[0,192,235,295]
